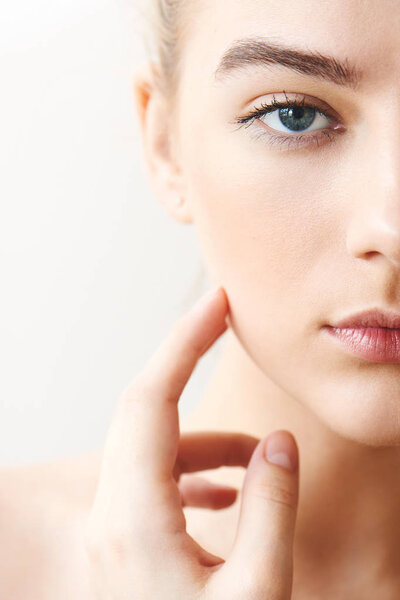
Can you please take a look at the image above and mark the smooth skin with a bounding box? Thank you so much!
[134,0,400,597]
[3,1,400,598]
[85,287,299,599]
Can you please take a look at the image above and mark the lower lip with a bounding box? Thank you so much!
[323,326,400,363]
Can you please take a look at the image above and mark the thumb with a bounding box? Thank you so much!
[222,430,299,599]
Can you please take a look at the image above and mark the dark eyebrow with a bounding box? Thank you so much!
[214,37,362,90]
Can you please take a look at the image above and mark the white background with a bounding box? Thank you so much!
[0,0,221,465]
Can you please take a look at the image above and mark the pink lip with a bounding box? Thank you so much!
[323,309,400,363]
[323,326,400,363]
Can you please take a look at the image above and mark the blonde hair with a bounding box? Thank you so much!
[139,0,197,103]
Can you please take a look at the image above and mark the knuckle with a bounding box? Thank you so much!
[119,383,141,407]
[104,523,133,561]
[119,372,156,406]
[83,525,103,561]
[84,519,134,564]
[254,477,297,511]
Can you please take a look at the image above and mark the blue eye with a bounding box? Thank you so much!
[234,93,344,150]
[267,105,322,132]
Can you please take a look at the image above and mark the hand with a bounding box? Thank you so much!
[84,287,300,599]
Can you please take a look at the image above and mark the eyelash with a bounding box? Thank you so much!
[234,93,344,150]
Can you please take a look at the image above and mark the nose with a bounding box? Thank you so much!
[346,130,400,270]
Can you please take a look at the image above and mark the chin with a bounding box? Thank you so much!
[310,375,400,448]
[329,418,400,448]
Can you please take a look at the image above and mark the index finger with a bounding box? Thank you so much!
[141,286,229,401]
[123,285,229,480]
[90,286,229,535]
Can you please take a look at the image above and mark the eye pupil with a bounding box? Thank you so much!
[279,106,316,131]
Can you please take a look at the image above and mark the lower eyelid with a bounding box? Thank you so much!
[251,121,343,150]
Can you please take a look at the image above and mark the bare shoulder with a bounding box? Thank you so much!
[0,450,102,600]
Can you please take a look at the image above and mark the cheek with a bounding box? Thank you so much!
[185,135,334,355]
[182,129,400,444]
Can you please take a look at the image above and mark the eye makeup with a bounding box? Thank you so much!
[233,91,346,151]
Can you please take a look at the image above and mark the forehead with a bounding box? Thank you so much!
[180,0,400,88]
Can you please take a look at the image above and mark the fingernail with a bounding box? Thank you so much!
[265,431,298,473]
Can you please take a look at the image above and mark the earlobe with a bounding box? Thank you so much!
[132,62,194,225]
[154,179,194,225]
[156,187,194,225]
[170,195,193,224]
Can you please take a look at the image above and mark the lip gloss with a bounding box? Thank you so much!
[323,326,400,363]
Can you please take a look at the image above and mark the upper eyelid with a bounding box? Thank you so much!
[241,102,335,125]
[235,92,344,124]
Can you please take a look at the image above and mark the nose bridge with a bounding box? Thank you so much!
[346,115,400,269]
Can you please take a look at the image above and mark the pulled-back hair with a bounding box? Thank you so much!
[140,1,197,103]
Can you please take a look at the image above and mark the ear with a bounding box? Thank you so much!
[133,61,193,224]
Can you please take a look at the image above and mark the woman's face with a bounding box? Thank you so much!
[161,0,400,445]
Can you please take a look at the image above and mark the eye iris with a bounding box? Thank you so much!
[279,106,316,131]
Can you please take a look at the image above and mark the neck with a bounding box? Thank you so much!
[181,329,400,592]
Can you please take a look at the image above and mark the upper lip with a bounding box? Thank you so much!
[329,308,400,329]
